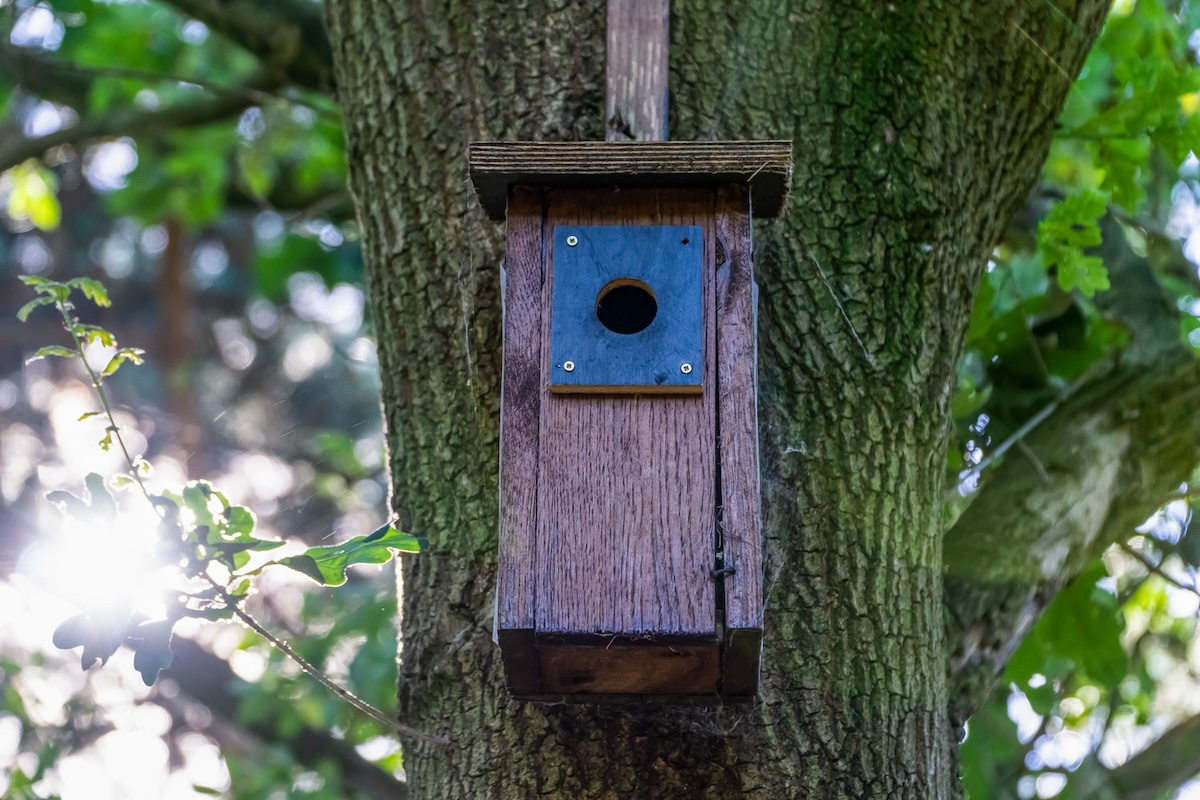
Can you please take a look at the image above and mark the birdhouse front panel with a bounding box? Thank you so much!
[548,223,704,393]
[538,188,717,641]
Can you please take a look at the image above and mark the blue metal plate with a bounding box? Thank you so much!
[550,225,703,392]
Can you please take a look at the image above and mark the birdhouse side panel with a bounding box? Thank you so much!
[535,188,718,639]
[715,184,763,696]
[496,187,546,694]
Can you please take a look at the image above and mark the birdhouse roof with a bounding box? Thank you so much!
[468,140,793,220]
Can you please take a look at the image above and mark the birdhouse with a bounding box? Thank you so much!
[469,141,792,701]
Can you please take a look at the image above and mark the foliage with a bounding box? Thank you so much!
[949,2,1200,796]
[5,161,61,231]
[279,525,426,587]
[7,271,425,792]
[19,274,423,643]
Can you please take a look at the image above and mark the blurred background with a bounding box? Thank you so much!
[1,2,406,796]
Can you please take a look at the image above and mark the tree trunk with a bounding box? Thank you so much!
[322,2,1108,796]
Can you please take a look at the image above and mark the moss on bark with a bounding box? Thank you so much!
[323,2,1108,796]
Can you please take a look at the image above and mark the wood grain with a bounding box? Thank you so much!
[715,185,763,695]
[496,188,543,668]
[535,188,717,641]
[468,141,792,220]
[606,0,669,142]
[539,641,718,696]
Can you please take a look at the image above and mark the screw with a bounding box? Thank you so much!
[563,361,575,372]
[566,235,578,247]
[681,363,693,374]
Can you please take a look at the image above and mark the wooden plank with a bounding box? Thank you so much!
[496,186,544,694]
[497,628,540,696]
[715,186,764,683]
[468,141,793,220]
[606,0,669,142]
[535,188,717,641]
[539,641,718,696]
[721,628,762,698]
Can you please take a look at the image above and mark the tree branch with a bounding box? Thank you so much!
[1118,542,1200,598]
[0,74,276,171]
[1076,712,1200,800]
[156,0,335,94]
[945,210,1200,723]
[0,44,93,109]
[224,169,355,220]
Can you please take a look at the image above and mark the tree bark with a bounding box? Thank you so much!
[322,2,1108,797]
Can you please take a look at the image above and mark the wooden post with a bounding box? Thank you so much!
[606,0,669,142]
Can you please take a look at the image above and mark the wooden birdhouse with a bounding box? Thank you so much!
[470,140,791,701]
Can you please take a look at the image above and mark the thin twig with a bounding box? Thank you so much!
[45,57,337,119]
[50,294,446,746]
[1016,439,1050,483]
[967,358,1114,478]
[1119,542,1200,599]
[968,395,1060,477]
[58,302,150,497]
[1166,486,1200,503]
[803,249,877,368]
[0,43,337,118]
[1012,22,1072,82]
[206,573,448,745]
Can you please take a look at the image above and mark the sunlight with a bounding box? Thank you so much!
[20,498,175,621]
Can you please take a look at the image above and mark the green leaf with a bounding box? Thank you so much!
[222,506,256,536]
[1038,189,1110,298]
[208,539,285,558]
[959,693,1022,800]
[101,347,145,377]
[182,482,217,528]
[75,324,116,347]
[1024,681,1059,717]
[85,472,116,518]
[278,524,425,586]
[45,490,89,519]
[16,296,54,322]
[77,411,102,422]
[110,475,137,490]
[66,278,111,308]
[6,162,61,230]
[52,611,131,670]
[187,606,236,622]
[1056,252,1110,296]
[1009,251,1049,301]
[1040,190,1106,249]
[236,144,279,201]
[130,619,175,685]
[87,76,142,115]
[1004,561,1127,690]
[26,345,77,363]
